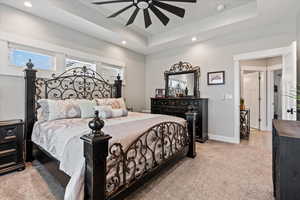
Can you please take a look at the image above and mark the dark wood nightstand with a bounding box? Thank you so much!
[0,120,25,175]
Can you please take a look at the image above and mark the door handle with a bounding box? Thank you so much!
[287,108,294,114]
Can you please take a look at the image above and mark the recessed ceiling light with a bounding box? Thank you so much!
[217,4,225,12]
[192,37,197,42]
[24,1,33,8]
[122,41,127,45]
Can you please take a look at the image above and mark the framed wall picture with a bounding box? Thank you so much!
[207,71,225,85]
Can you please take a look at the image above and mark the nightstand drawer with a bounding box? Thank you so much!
[0,126,17,143]
[0,154,17,169]
[0,142,17,158]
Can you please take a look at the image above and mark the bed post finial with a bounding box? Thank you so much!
[114,74,122,98]
[24,59,37,161]
[26,59,34,69]
[81,111,111,200]
[88,111,105,136]
[186,106,197,158]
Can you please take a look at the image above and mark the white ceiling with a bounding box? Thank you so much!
[0,0,300,54]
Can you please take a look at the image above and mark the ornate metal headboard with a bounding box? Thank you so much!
[35,66,118,101]
[24,60,122,161]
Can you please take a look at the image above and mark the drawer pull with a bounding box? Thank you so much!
[6,129,16,136]
[0,162,16,169]
[0,149,16,155]
[4,136,16,140]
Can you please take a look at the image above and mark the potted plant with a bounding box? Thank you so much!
[240,98,245,110]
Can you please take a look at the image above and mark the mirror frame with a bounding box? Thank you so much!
[164,61,200,98]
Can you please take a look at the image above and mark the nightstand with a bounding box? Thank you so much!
[0,120,25,175]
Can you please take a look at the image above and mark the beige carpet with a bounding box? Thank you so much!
[0,132,273,200]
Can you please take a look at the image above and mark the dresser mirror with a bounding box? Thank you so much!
[165,61,200,98]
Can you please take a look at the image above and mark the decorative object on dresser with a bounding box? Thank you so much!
[207,71,225,85]
[273,120,300,200]
[152,61,208,143]
[155,88,165,98]
[0,119,25,175]
[24,60,197,200]
[240,109,250,139]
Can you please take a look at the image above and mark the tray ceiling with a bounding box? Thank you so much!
[0,0,299,54]
[82,0,256,35]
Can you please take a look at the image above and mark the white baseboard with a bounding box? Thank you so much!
[208,134,240,144]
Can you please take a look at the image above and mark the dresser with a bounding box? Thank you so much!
[151,98,208,142]
[273,120,300,200]
[0,120,25,175]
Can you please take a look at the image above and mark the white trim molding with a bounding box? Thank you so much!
[209,134,239,144]
[233,46,288,61]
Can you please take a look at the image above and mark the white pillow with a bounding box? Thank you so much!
[78,100,97,118]
[111,109,128,118]
[94,105,113,119]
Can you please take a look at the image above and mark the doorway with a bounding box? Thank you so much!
[233,41,297,144]
[240,57,282,131]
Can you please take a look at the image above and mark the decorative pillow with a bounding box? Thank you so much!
[95,98,126,109]
[37,99,82,121]
[78,100,97,118]
[94,105,113,119]
[37,99,50,122]
[111,109,128,118]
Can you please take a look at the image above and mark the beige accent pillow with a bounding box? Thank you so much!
[95,98,126,109]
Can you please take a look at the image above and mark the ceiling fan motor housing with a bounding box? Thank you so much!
[135,0,151,9]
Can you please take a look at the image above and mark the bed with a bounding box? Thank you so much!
[24,60,197,200]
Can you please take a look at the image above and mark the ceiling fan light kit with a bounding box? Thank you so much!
[92,0,197,28]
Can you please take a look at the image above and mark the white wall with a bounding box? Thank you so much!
[0,4,146,120]
[145,24,295,141]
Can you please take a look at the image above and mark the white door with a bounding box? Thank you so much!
[282,41,297,120]
[244,72,260,129]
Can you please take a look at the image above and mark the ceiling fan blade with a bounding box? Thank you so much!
[126,7,140,26]
[92,0,132,5]
[108,4,134,18]
[143,9,152,28]
[152,1,185,18]
[149,5,170,26]
[158,0,196,2]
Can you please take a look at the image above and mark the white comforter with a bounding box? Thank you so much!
[32,112,185,200]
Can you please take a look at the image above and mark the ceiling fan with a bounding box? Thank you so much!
[92,0,197,28]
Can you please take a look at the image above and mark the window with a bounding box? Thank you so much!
[98,63,124,84]
[9,48,55,70]
[65,58,96,71]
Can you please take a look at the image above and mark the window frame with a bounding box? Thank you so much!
[8,43,57,72]
[98,62,126,85]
